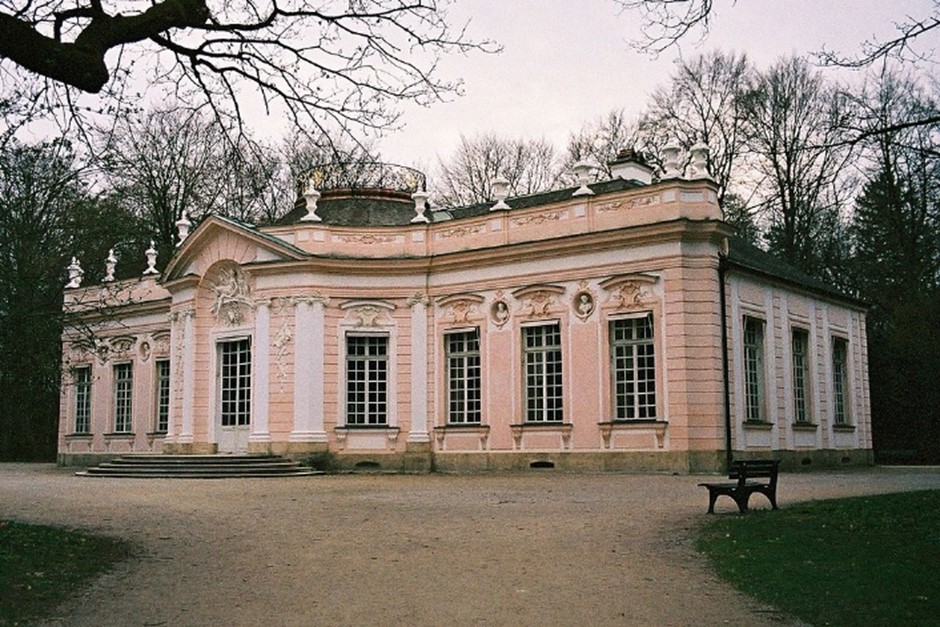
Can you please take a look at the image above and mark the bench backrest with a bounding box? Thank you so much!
[729,459,779,482]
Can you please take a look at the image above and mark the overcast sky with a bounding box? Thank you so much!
[371,0,938,170]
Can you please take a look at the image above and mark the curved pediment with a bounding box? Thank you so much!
[162,215,309,283]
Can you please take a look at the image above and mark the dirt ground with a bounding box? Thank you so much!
[2,465,938,627]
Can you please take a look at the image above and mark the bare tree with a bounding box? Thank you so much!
[433,133,567,207]
[94,106,278,262]
[639,50,752,206]
[616,0,939,70]
[0,1,496,138]
[740,56,856,280]
[566,109,645,178]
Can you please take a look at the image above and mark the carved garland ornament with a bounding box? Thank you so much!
[599,274,659,310]
[271,297,294,392]
[210,266,254,325]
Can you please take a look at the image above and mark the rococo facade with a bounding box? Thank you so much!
[58,149,872,471]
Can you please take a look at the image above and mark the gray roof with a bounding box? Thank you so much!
[274,179,643,227]
[725,237,866,307]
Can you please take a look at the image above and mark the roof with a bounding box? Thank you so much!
[725,236,866,307]
[273,178,645,227]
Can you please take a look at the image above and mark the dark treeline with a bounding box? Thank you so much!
[0,52,937,462]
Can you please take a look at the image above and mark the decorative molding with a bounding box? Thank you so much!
[407,293,430,308]
[437,223,486,239]
[271,297,294,392]
[437,293,484,324]
[572,282,596,320]
[490,290,511,328]
[340,299,395,328]
[336,233,397,245]
[169,308,195,323]
[512,284,566,319]
[138,340,152,362]
[210,266,254,325]
[109,335,136,356]
[600,274,658,310]
[596,194,658,213]
[151,332,171,357]
[510,210,565,227]
[292,292,331,307]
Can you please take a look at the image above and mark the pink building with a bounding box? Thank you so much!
[58,155,871,471]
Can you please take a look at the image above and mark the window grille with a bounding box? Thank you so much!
[446,329,482,424]
[74,366,91,434]
[743,317,765,422]
[346,335,388,425]
[610,315,657,420]
[219,339,251,427]
[791,329,810,423]
[524,324,563,422]
[832,337,849,425]
[155,359,171,432]
[113,363,133,432]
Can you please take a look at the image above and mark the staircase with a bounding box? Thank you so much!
[77,454,321,478]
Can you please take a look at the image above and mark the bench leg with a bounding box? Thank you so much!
[707,490,719,514]
[733,492,750,513]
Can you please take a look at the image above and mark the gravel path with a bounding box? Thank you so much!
[2,464,938,627]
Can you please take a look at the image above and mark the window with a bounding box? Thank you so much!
[219,339,251,427]
[832,337,849,425]
[524,323,563,422]
[74,366,91,434]
[155,359,171,432]
[791,329,810,423]
[346,335,388,425]
[113,363,133,432]
[446,329,481,424]
[743,317,765,422]
[610,315,657,420]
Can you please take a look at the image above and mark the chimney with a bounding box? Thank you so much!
[608,148,653,185]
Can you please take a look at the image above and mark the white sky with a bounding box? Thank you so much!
[364,0,938,170]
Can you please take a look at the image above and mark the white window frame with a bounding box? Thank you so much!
[523,322,564,423]
[154,359,171,433]
[445,328,482,425]
[345,334,389,426]
[743,316,766,423]
[218,338,252,428]
[112,362,133,433]
[791,328,811,424]
[609,313,657,421]
[831,336,850,425]
[73,365,92,434]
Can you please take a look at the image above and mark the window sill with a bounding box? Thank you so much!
[146,431,168,437]
[599,420,667,448]
[433,424,490,449]
[334,425,400,448]
[510,422,573,449]
[337,424,397,430]
[792,422,818,431]
[104,432,135,438]
[512,422,572,431]
[742,420,773,431]
[65,433,93,439]
[833,424,856,432]
[434,424,489,431]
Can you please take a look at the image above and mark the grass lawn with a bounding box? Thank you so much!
[0,520,131,625]
[697,489,940,627]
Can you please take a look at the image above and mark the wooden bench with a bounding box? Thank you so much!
[699,459,780,513]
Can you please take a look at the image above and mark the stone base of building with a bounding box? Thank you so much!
[752,448,876,471]
[57,447,874,473]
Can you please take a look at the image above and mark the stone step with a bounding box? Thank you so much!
[77,454,321,478]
